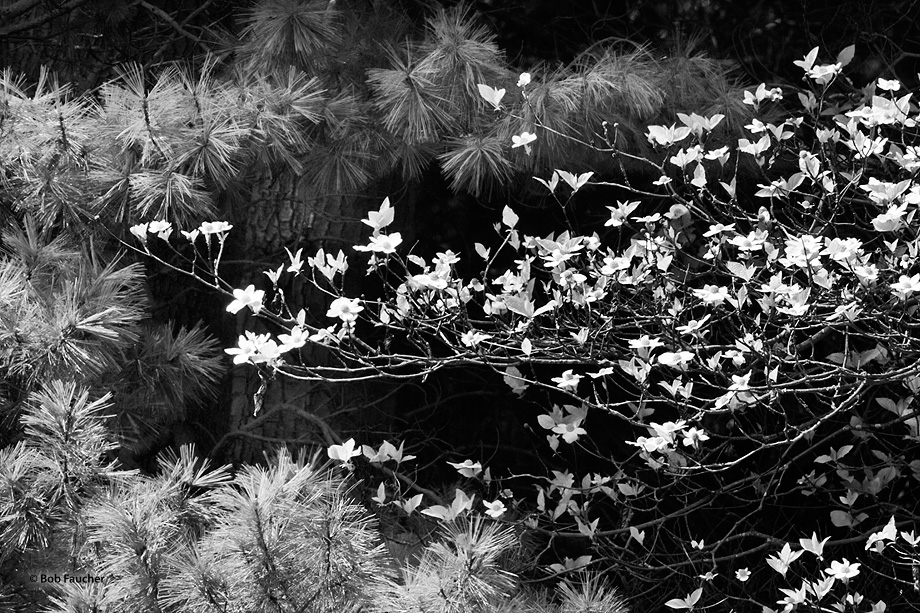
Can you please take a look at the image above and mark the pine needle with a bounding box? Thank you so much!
[438,133,515,198]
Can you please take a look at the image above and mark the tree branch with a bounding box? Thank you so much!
[0,0,93,38]
[137,0,212,56]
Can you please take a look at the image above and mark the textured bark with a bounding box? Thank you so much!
[219,166,388,463]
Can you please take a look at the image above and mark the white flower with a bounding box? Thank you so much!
[199,221,233,235]
[148,220,172,240]
[411,273,448,290]
[646,124,691,147]
[605,200,640,227]
[845,131,888,158]
[552,370,582,390]
[285,247,305,274]
[779,235,824,269]
[477,84,505,110]
[552,421,586,443]
[512,131,537,149]
[447,459,482,478]
[517,72,531,88]
[877,78,901,91]
[353,232,402,254]
[799,533,830,559]
[264,265,283,284]
[226,285,265,314]
[681,427,709,448]
[361,197,395,234]
[435,250,460,266]
[693,284,731,305]
[181,229,200,242]
[729,230,767,252]
[460,330,491,348]
[224,332,279,365]
[807,62,842,84]
[743,83,784,107]
[627,435,669,453]
[777,585,807,610]
[676,315,711,335]
[309,325,340,345]
[822,237,863,263]
[328,438,362,466]
[483,499,507,518]
[657,351,695,369]
[129,223,149,242]
[224,333,261,365]
[735,568,750,582]
[278,326,309,351]
[872,203,908,232]
[669,146,702,168]
[588,367,615,378]
[309,248,349,281]
[326,297,363,322]
[766,543,804,577]
[891,273,920,300]
[825,558,860,581]
[628,335,665,350]
[703,223,735,237]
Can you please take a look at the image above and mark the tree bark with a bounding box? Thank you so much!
[219,165,389,463]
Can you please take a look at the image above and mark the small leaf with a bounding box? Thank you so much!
[504,296,535,318]
[502,205,519,229]
[617,482,641,496]
[421,505,452,521]
[557,170,594,193]
[503,366,529,395]
[830,509,854,527]
[629,526,646,546]
[401,493,423,514]
[534,171,560,193]
[837,44,856,68]
[665,588,702,610]
[532,299,558,318]
[726,261,756,282]
[372,482,387,504]
[521,337,532,356]
[474,242,490,260]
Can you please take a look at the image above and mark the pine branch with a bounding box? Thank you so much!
[239,0,341,72]
[367,46,456,145]
[438,134,515,198]
[20,381,116,494]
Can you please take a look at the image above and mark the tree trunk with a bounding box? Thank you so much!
[218,166,392,463]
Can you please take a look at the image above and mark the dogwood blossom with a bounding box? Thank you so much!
[826,558,860,581]
[226,285,265,314]
[353,232,402,254]
[199,221,233,235]
[552,370,582,390]
[483,499,507,518]
[891,273,920,300]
